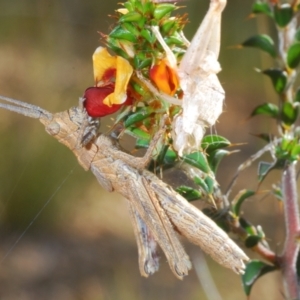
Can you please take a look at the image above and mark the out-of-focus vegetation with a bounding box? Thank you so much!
[0,1,284,299]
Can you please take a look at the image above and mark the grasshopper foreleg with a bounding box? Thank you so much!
[103,115,167,170]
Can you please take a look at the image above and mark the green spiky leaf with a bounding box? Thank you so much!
[250,103,279,118]
[161,19,177,34]
[165,35,185,46]
[239,217,256,235]
[124,1,134,11]
[242,260,277,295]
[183,152,210,174]
[119,11,143,23]
[245,235,261,248]
[124,107,154,127]
[262,69,287,93]
[125,127,150,140]
[252,2,273,17]
[122,22,140,37]
[163,148,177,165]
[108,40,130,59]
[140,28,156,44]
[193,176,209,193]
[282,102,298,126]
[201,135,230,153]
[109,25,138,43]
[242,35,276,57]
[207,149,230,173]
[295,88,300,102]
[176,185,201,201]
[134,56,152,69]
[287,42,300,68]
[252,133,274,143]
[274,4,293,28]
[291,144,300,158]
[232,190,255,216]
[135,1,153,15]
[135,138,150,149]
[153,3,176,20]
[204,176,215,194]
[258,161,273,179]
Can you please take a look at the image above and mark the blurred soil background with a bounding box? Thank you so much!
[0,0,286,299]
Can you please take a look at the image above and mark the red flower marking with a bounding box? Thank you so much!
[97,68,117,86]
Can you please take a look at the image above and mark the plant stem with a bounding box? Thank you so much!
[280,163,300,299]
[254,243,277,264]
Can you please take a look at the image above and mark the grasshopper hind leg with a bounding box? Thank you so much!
[127,202,160,277]
[121,163,191,279]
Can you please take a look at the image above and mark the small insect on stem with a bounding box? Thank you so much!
[0,95,249,278]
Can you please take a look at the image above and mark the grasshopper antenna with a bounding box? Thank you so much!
[0,95,53,121]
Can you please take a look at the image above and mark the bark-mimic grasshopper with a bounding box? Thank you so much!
[0,95,249,278]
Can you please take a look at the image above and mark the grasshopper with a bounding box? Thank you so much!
[0,95,249,278]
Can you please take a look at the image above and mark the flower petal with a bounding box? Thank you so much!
[93,47,117,84]
[103,55,133,106]
[149,60,179,95]
[92,47,133,107]
[83,87,122,117]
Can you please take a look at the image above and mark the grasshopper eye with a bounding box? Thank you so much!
[46,121,60,136]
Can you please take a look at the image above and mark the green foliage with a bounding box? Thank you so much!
[244,235,262,248]
[201,135,230,152]
[242,260,277,295]
[250,103,279,118]
[126,126,151,140]
[153,3,176,20]
[199,135,231,173]
[242,34,276,57]
[251,2,273,17]
[106,0,233,206]
[273,4,293,27]
[232,190,255,217]
[108,0,186,67]
[262,69,287,93]
[295,88,300,102]
[183,152,211,174]
[124,107,155,127]
[287,42,300,69]
[207,149,230,173]
[240,0,300,297]
[275,137,300,162]
[281,102,298,126]
[176,186,202,201]
[110,25,138,43]
[193,175,214,195]
[100,1,300,296]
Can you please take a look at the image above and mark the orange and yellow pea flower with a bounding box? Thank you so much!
[83,47,133,117]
